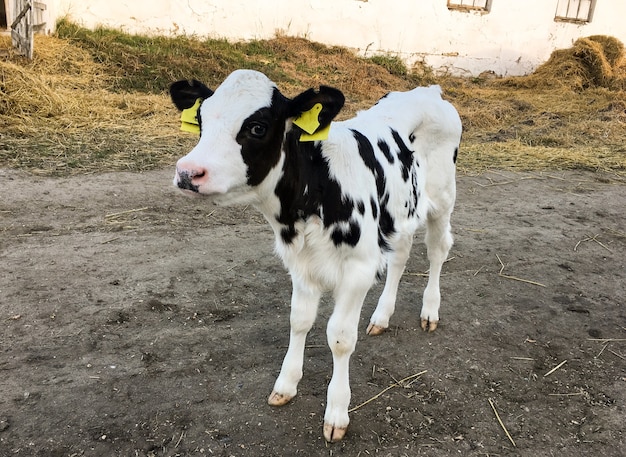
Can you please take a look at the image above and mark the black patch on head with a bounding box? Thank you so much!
[236,88,290,187]
[377,139,394,164]
[453,147,458,164]
[289,86,345,129]
[169,79,214,111]
[391,129,414,182]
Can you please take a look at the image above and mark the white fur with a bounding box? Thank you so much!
[174,70,462,441]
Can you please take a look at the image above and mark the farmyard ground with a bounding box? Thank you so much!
[1,168,624,456]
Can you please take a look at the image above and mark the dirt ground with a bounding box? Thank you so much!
[0,166,624,457]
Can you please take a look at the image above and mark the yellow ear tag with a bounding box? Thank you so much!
[180,98,202,134]
[299,123,331,142]
[293,103,330,141]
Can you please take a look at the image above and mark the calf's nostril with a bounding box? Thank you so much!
[177,170,200,192]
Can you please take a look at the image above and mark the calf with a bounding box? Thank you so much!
[169,70,462,442]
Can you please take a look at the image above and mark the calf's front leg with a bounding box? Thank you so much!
[323,268,373,442]
[268,278,321,406]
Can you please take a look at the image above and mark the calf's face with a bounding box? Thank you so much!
[169,70,344,202]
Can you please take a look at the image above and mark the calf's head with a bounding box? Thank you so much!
[170,70,344,203]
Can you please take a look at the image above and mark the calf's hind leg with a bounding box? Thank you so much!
[420,210,453,332]
[367,232,413,335]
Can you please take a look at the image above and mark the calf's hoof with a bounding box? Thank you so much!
[268,391,294,406]
[420,318,438,332]
[323,422,347,443]
[366,322,387,336]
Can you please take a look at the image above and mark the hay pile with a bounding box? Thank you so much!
[0,30,422,174]
[501,35,626,90]
[1,28,625,175]
[0,35,169,122]
[0,34,195,174]
[250,36,421,109]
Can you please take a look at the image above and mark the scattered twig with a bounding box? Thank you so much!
[532,172,566,181]
[549,390,586,397]
[472,179,516,188]
[496,254,546,287]
[405,257,456,277]
[574,234,612,252]
[104,207,149,218]
[405,271,429,277]
[280,344,325,349]
[472,173,556,188]
[603,227,626,238]
[596,342,610,358]
[175,431,185,447]
[510,357,535,361]
[544,360,567,377]
[588,338,626,342]
[101,237,119,244]
[349,370,427,413]
[609,349,625,360]
[488,398,516,447]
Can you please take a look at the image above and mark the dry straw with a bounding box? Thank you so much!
[1,32,626,175]
[498,35,626,90]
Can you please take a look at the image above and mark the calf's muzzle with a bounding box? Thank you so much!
[175,165,208,193]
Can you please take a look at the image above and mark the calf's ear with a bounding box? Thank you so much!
[169,80,214,111]
[290,86,345,130]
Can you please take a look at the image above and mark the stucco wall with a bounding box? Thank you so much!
[47,0,626,76]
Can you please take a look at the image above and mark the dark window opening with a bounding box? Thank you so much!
[555,0,596,23]
[447,0,491,13]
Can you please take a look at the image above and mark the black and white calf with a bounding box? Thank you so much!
[169,70,462,442]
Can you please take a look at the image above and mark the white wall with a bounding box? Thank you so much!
[46,0,626,76]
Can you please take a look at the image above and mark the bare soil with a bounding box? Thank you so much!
[0,167,624,457]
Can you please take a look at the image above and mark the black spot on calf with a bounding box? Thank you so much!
[331,221,362,247]
[391,129,414,181]
[377,139,394,164]
[352,130,386,199]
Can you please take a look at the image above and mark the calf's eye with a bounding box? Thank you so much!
[249,123,267,138]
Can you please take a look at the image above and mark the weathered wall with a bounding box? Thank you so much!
[46,0,626,76]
